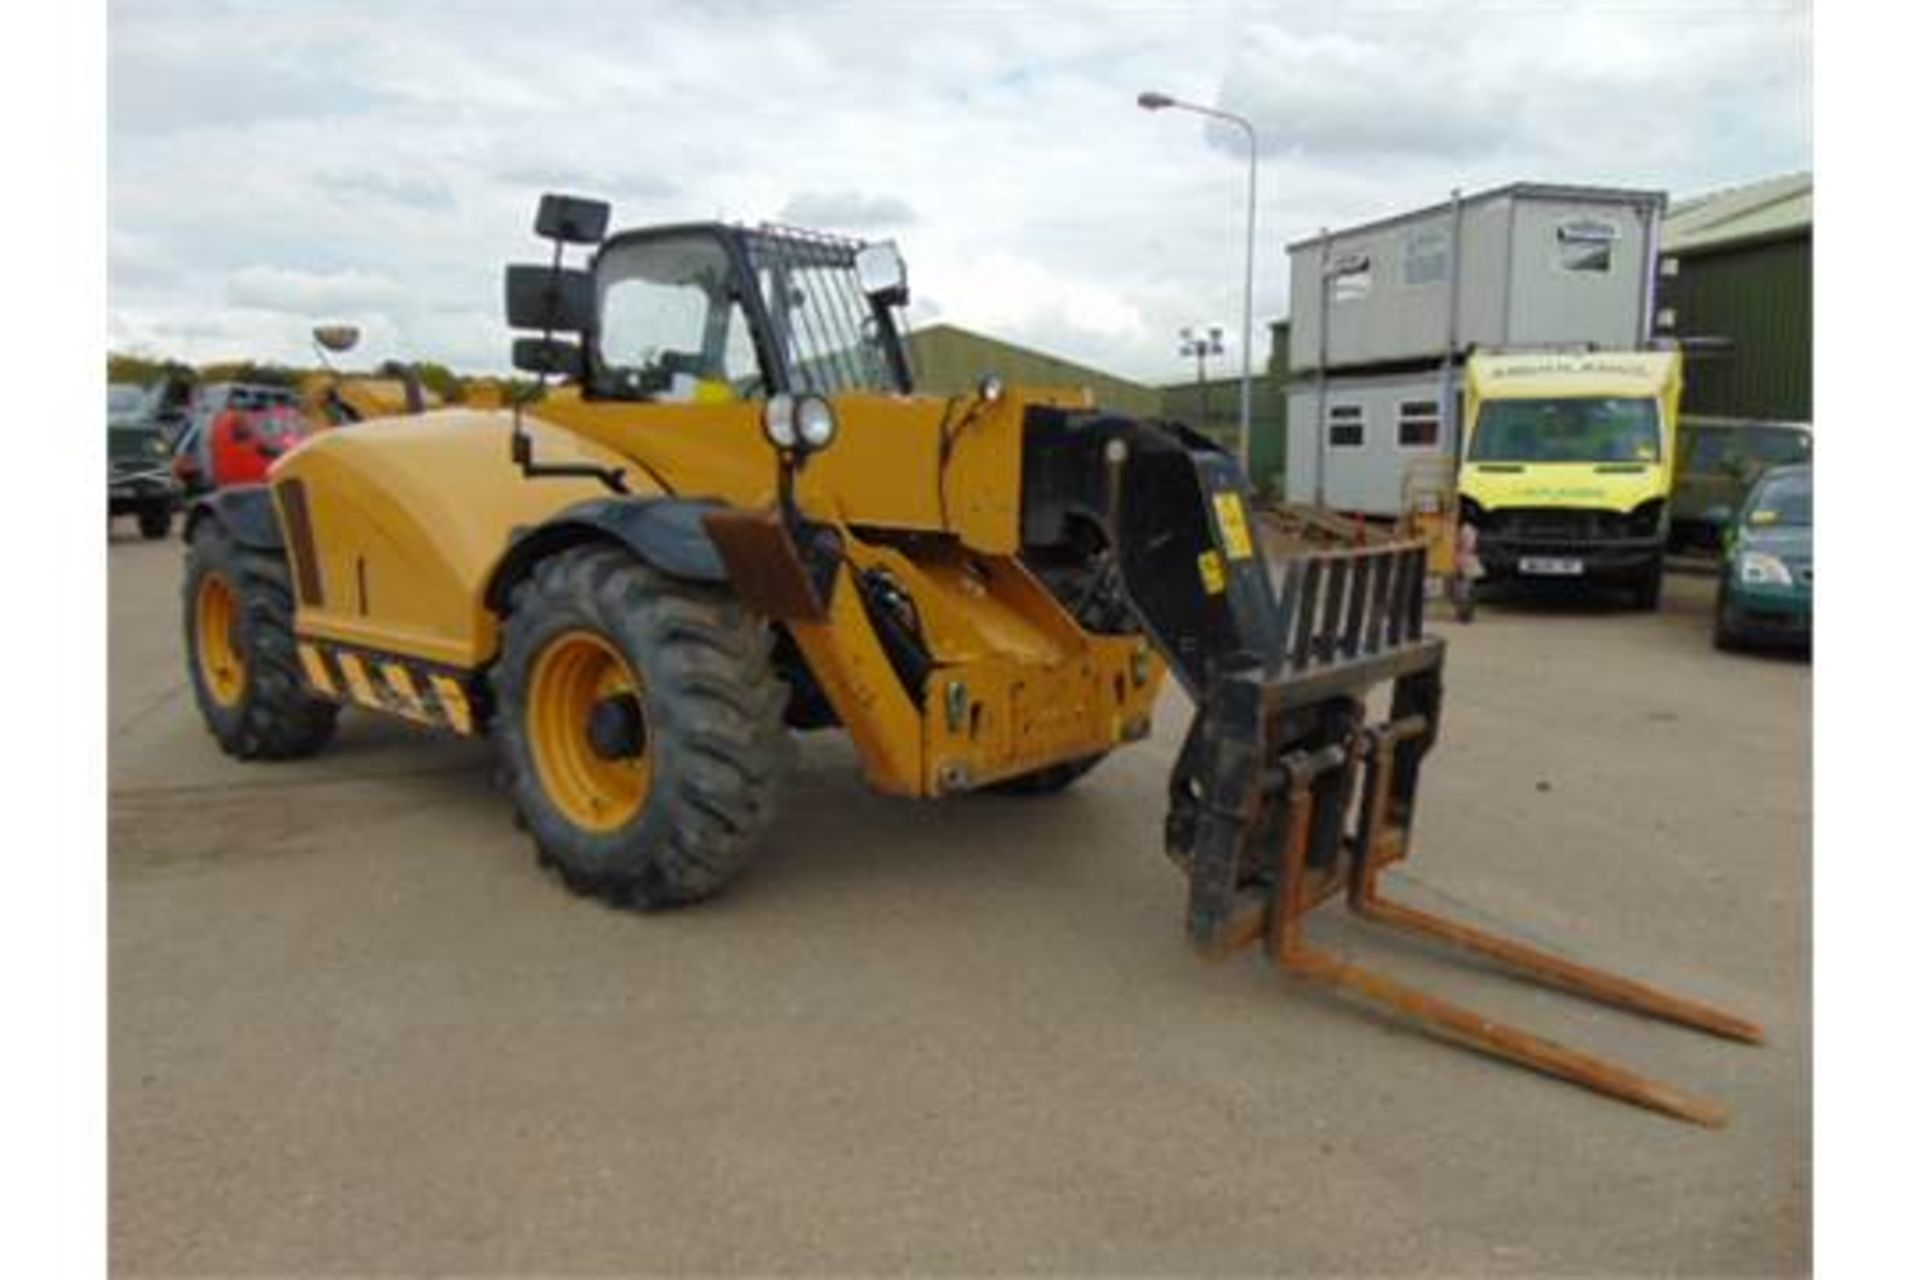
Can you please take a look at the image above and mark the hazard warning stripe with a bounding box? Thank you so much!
[380,661,429,720]
[334,651,380,707]
[428,674,474,735]
[294,637,481,737]
[297,643,338,697]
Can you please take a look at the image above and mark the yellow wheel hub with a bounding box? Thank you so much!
[194,573,247,707]
[526,629,653,832]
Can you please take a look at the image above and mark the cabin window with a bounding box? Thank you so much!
[1556,218,1619,273]
[1397,400,1442,449]
[1404,230,1449,286]
[1328,252,1372,303]
[1328,403,1365,448]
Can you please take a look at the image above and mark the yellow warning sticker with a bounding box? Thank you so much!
[1197,549,1227,595]
[1212,492,1255,560]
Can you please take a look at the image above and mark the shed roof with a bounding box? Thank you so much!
[1661,171,1811,255]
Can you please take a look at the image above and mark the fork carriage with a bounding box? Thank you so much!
[1166,537,1762,1127]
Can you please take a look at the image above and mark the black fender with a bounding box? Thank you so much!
[182,484,284,552]
[485,496,730,613]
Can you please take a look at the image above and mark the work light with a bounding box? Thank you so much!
[762,393,798,449]
[795,395,837,450]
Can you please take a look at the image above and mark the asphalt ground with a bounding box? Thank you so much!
[110,526,1809,1276]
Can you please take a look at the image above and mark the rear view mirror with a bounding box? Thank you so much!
[512,337,582,378]
[505,265,594,333]
[855,241,909,306]
[312,324,361,354]
[535,194,610,245]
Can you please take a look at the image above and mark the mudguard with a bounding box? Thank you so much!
[485,495,729,611]
[183,484,284,552]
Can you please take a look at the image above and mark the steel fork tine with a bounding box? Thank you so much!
[1276,942,1731,1127]
[1350,892,1765,1044]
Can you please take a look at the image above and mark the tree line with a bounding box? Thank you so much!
[107,353,543,405]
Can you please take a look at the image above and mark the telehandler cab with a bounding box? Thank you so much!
[182,194,1759,1124]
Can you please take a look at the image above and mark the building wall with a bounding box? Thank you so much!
[1661,234,1811,421]
[1503,196,1657,350]
[1288,186,1660,372]
[904,323,1161,418]
[1285,368,1457,515]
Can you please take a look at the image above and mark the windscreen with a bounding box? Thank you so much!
[596,234,761,401]
[745,230,902,396]
[1470,396,1662,464]
[1745,469,1811,527]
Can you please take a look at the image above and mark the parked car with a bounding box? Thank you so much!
[107,386,180,539]
[1714,462,1812,651]
[1672,417,1811,553]
[171,381,308,496]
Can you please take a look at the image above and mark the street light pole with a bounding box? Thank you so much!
[1139,90,1258,477]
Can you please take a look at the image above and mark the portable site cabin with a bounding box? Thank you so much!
[1284,182,1667,516]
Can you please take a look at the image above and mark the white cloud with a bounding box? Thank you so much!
[224,266,404,317]
[778,191,918,229]
[108,0,1810,382]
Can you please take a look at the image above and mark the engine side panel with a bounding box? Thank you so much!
[269,408,650,668]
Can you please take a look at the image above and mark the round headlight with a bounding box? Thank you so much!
[795,395,837,450]
[762,394,797,449]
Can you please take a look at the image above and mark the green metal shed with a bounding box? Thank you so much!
[903,323,1161,418]
[1156,320,1292,496]
[1659,172,1812,422]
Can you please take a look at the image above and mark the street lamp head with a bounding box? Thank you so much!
[1137,91,1175,111]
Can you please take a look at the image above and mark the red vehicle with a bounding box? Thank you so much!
[171,383,312,495]
[208,403,309,486]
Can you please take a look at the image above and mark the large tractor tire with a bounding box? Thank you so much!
[183,521,339,760]
[492,545,791,910]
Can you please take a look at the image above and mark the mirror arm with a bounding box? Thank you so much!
[509,239,626,496]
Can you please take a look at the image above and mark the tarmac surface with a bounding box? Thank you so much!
[110,526,1810,1277]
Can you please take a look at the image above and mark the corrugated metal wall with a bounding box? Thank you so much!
[1159,374,1285,493]
[1663,234,1811,421]
[1157,320,1291,494]
[904,325,1161,418]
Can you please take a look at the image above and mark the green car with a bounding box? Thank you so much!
[1714,463,1811,651]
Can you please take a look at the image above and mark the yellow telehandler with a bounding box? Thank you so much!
[181,195,1758,1124]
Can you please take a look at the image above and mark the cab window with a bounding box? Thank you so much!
[595,235,763,402]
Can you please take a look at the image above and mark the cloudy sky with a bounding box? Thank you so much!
[108,0,1810,384]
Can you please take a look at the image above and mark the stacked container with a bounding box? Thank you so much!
[1285,183,1665,515]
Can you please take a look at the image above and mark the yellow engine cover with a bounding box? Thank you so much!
[269,409,635,668]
